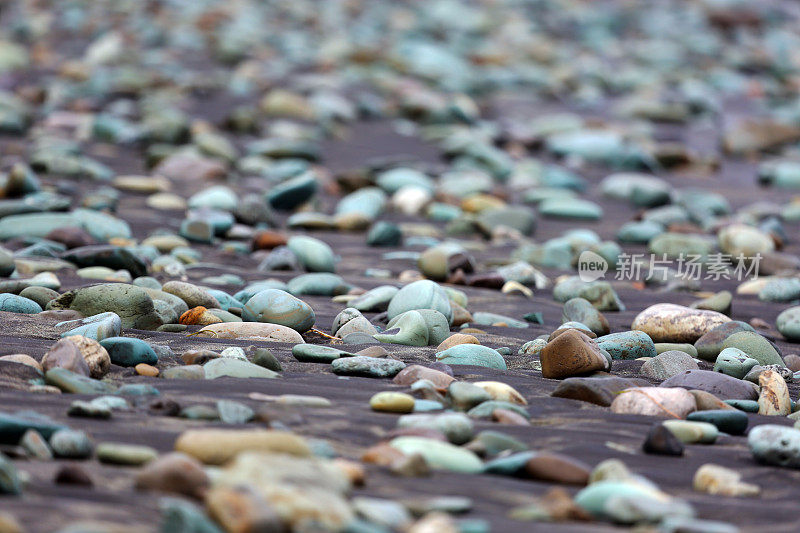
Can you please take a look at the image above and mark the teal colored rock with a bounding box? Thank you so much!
[759,278,800,303]
[539,198,602,220]
[596,331,656,360]
[49,284,162,330]
[389,436,482,474]
[266,172,318,210]
[472,312,528,329]
[686,410,748,435]
[0,411,67,444]
[336,187,386,219]
[242,289,315,332]
[206,308,242,323]
[694,321,755,361]
[777,306,800,342]
[436,345,507,370]
[331,356,406,378]
[476,206,536,236]
[387,280,453,324]
[483,451,537,475]
[216,400,254,424]
[292,344,355,363]
[721,331,785,367]
[471,430,527,457]
[367,221,402,246]
[0,453,20,494]
[58,312,122,341]
[640,351,698,380]
[725,399,759,413]
[204,358,279,380]
[398,413,474,444]
[467,401,528,420]
[749,424,800,468]
[553,277,624,312]
[179,218,214,243]
[286,236,336,272]
[562,298,609,335]
[45,368,117,394]
[713,347,759,379]
[99,337,158,367]
[49,429,93,459]
[375,310,429,346]
[163,366,205,380]
[575,481,693,524]
[390,309,450,346]
[350,286,399,312]
[0,210,130,242]
[286,273,350,296]
[617,220,665,244]
[234,280,289,303]
[0,293,41,314]
[188,186,237,212]
[376,168,434,194]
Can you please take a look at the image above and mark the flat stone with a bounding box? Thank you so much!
[331,356,405,378]
[389,436,482,474]
[174,429,310,465]
[686,410,748,435]
[661,370,758,401]
[96,442,158,465]
[551,376,649,406]
[204,359,280,380]
[640,351,699,380]
[436,344,506,370]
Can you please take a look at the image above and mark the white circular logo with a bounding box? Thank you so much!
[577,250,608,282]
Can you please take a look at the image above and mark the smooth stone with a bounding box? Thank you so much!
[777,306,800,342]
[18,286,58,308]
[721,331,785,367]
[286,235,336,272]
[292,345,356,363]
[216,400,255,424]
[0,454,20,494]
[0,412,67,444]
[693,464,760,497]
[437,333,480,351]
[99,337,158,367]
[471,312,528,329]
[758,370,792,416]
[350,286,399,312]
[759,278,800,303]
[640,351,699,380]
[596,331,657,360]
[686,410,748,435]
[632,304,730,344]
[45,368,117,394]
[713,348,759,379]
[389,437,482,474]
[374,310,430,347]
[540,330,609,379]
[242,289,315,333]
[135,452,209,498]
[96,443,158,465]
[387,280,453,324]
[68,400,111,419]
[174,429,310,465]
[552,277,624,312]
[525,452,591,485]
[690,291,732,315]
[642,424,684,456]
[162,366,205,380]
[611,387,697,418]
[204,359,279,380]
[694,321,755,361]
[661,370,758,401]
[393,365,455,389]
[0,293,41,314]
[475,206,536,236]
[748,424,800,468]
[161,281,220,309]
[539,198,602,220]
[551,376,650,406]
[655,344,698,357]
[42,338,91,377]
[397,413,474,444]
[467,401,529,420]
[370,392,415,413]
[367,221,402,246]
[332,308,378,337]
[726,399,759,413]
[436,345,506,370]
[286,273,350,296]
[744,364,793,384]
[58,312,121,341]
[49,429,93,459]
[574,481,693,524]
[447,382,492,411]
[331,356,405,378]
[20,429,52,460]
[196,322,305,343]
[48,284,161,330]
[562,298,609,336]
[266,172,318,210]
[662,420,718,444]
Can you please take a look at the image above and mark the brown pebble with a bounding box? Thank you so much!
[251,230,288,250]
[525,452,591,485]
[436,333,479,352]
[392,365,455,390]
[136,363,159,377]
[54,464,93,486]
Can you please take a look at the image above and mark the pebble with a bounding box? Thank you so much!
[242,289,315,332]
[640,351,699,380]
[642,423,684,456]
[370,392,416,413]
[686,410,748,435]
[390,436,483,474]
[436,344,507,370]
[551,376,649,406]
[387,279,453,324]
[631,304,730,343]
[595,331,657,360]
[720,331,785,367]
[196,322,305,343]
[540,329,610,379]
[332,356,406,378]
[713,347,759,379]
[49,429,93,459]
[662,420,718,444]
[749,425,800,468]
[174,429,310,465]
[693,464,760,497]
[610,387,697,418]
[286,235,336,272]
[96,443,158,465]
[204,358,280,380]
[99,337,158,367]
[661,369,758,401]
[134,452,209,498]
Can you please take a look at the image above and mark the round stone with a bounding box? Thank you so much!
[242,289,315,333]
[370,392,415,413]
[99,337,158,367]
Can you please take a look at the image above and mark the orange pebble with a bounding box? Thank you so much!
[180,306,208,325]
[135,363,159,377]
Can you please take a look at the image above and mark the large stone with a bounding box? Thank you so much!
[721,331,785,367]
[694,321,756,361]
[749,425,800,468]
[49,284,162,330]
[242,289,315,333]
[611,387,697,418]
[195,322,304,343]
[632,304,730,343]
[387,280,453,324]
[174,429,310,465]
[640,351,699,380]
[540,330,609,379]
[551,376,649,406]
[661,370,758,401]
[758,370,792,416]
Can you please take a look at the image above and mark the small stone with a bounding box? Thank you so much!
[204,358,280,380]
[713,347,759,379]
[68,400,111,419]
[242,289,315,332]
[436,333,480,352]
[174,429,310,465]
[640,351,699,380]
[595,331,656,360]
[561,298,609,336]
[196,322,305,343]
[610,387,697,418]
[686,410,748,435]
[134,452,209,498]
[99,337,158,367]
[694,321,755,361]
[436,344,506,370]
[20,430,52,460]
[632,304,730,343]
[525,453,591,485]
[370,392,416,413]
[749,424,800,468]
[662,420,718,444]
[136,363,159,377]
[331,356,406,378]
[389,437,482,474]
[397,413,474,444]
[216,400,254,424]
[722,331,786,367]
[54,464,92,486]
[472,381,526,405]
[540,330,609,379]
[693,464,760,497]
[758,370,792,416]
[393,365,455,389]
[642,424,684,456]
[49,429,93,459]
[96,442,158,465]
